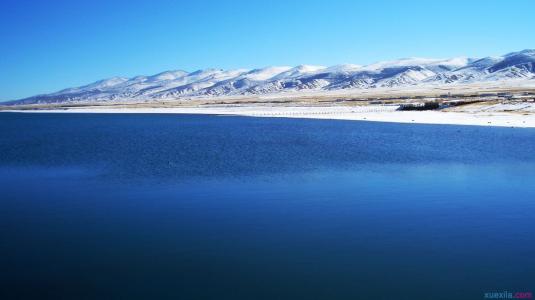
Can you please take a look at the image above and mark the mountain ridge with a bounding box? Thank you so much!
[8,49,535,105]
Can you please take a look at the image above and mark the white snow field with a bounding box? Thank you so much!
[9,103,535,128]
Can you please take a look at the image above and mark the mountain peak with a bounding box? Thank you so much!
[240,66,292,81]
[148,70,189,81]
[365,57,468,71]
[505,49,535,57]
[323,64,362,73]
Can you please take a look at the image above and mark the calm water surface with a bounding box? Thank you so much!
[1,113,534,299]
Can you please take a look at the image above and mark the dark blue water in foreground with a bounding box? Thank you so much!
[1,113,534,300]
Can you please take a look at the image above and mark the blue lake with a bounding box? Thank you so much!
[1,113,534,299]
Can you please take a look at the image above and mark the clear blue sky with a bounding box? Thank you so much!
[1,0,534,101]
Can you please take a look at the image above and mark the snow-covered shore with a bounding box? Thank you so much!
[5,105,535,128]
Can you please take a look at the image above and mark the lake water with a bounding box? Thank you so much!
[1,113,534,299]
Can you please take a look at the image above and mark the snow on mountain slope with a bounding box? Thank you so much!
[9,49,535,105]
[147,70,189,82]
[272,65,327,79]
[321,64,362,74]
[364,57,468,72]
[377,67,436,87]
[424,50,535,85]
[52,77,129,95]
[149,69,250,98]
[238,66,292,81]
[489,50,535,73]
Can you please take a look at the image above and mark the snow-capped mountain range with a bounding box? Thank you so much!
[10,49,535,105]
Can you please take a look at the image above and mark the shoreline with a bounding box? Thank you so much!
[3,106,535,128]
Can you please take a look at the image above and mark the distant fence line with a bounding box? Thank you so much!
[248,105,400,116]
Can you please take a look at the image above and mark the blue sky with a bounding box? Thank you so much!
[1,0,534,101]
